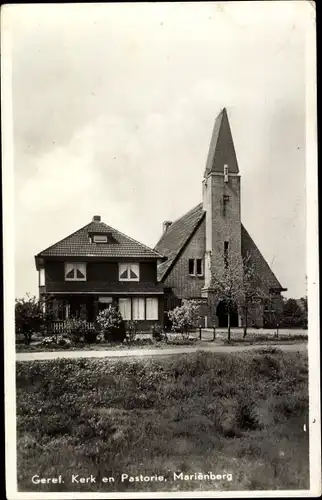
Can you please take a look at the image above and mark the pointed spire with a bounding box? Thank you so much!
[204,107,239,177]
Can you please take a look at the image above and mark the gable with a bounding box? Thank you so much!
[241,225,285,290]
[163,218,206,299]
[155,203,206,281]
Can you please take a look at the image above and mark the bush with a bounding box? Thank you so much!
[168,299,201,338]
[126,320,138,342]
[41,336,56,345]
[151,324,165,342]
[15,295,44,345]
[63,318,94,343]
[96,307,126,343]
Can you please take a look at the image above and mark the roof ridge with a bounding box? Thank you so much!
[154,202,204,249]
[101,221,164,258]
[35,222,91,257]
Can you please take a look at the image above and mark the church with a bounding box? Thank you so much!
[155,108,286,329]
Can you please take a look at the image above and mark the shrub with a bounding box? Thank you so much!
[41,336,56,345]
[57,337,71,348]
[63,318,91,343]
[168,299,201,338]
[151,323,165,342]
[15,295,44,345]
[126,320,138,342]
[96,307,126,343]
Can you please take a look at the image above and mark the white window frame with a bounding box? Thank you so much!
[93,234,108,243]
[64,262,87,281]
[132,297,145,320]
[39,268,45,286]
[188,259,195,276]
[118,263,140,282]
[196,259,204,277]
[146,298,158,320]
[119,298,132,320]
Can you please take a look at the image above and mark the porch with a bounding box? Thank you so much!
[44,293,164,331]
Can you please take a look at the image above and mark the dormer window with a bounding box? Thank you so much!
[93,234,108,243]
[89,231,118,244]
[65,262,86,281]
[119,263,140,281]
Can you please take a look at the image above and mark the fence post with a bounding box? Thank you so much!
[199,327,202,340]
[213,326,216,341]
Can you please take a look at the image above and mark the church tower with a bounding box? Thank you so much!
[201,108,242,325]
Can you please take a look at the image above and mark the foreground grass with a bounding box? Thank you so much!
[16,349,309,492]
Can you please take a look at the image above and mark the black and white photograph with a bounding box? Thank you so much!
[2,1,320,498]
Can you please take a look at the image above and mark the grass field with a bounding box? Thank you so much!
[16,349,309,492]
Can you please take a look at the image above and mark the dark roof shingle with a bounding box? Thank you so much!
[36,220,163,259]
[154,203,206,281]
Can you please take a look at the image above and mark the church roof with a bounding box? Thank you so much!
[155,204,284,290]
[36,216,164,261]
[154,203,206,281]
[204,107,239,176]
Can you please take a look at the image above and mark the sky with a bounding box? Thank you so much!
[5,1,313,299]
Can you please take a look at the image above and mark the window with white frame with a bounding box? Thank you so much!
[132,298,145,320]
[146,298,158,320]
[39,268,45,286]
[119,298,131,320]
[93,234,108,243]
[118,297,159,321]
[188,259,203,277]
[119,263,140,281]
[64,262,87,281]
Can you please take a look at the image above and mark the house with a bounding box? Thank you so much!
[34,216,165,330]
[155,108,286,328]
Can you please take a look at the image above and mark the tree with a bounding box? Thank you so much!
[15,294,44,345]
[240,253,274,338]
[211,246,244,342]
[168,299,201,339]
[281,298,307,328]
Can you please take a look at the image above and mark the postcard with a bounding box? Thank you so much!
[2,1,320,498]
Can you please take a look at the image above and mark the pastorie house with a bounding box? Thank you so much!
[35,107,286,330]
[35,217,165,330]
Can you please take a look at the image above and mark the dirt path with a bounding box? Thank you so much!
[16,342,307,362]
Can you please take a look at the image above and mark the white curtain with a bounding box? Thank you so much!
[146,298,158,320]
[132,298,145,320]
[119,298,131,320]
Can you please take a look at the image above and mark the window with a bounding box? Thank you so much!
[188,259,195,276]
[189,259,203,277]
[93,234,108,243]
[39,268,45,286]
[223,195,229,216]
[64,262,86,281]
[196,259,203,276]
[224,242,229,269]
[119,263,140,281]
[119,298,132,320]
[133,298,145,320]
[118,297,158,321]
[146,298,158,320]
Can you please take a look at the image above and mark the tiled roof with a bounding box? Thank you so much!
[154,202,284,290]
[154,203,206,281]
[37,219,164,259]
[241,225,284,290]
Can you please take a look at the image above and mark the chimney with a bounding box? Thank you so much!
[93,215,101,222]
[163,221,172,233]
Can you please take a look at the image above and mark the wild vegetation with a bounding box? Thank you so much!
[16,350,309,492]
